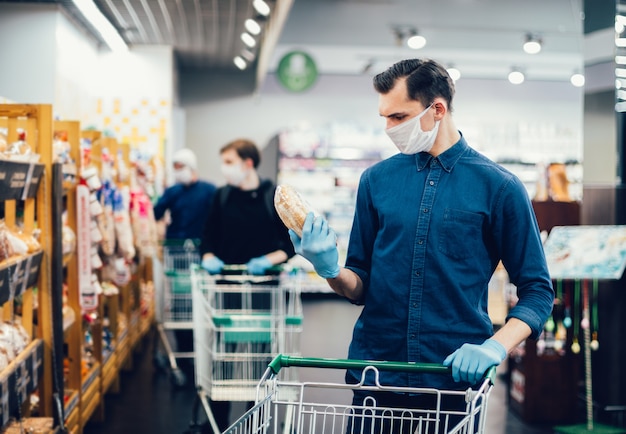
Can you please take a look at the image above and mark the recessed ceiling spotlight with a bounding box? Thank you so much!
[447,66,461,81]
[241,48,256,62]
[508,69,525,84]
[570,73,585,87]
[234,56,247,70]
[523,34,542,54]
[241,32,256,48]
[245,18,261,35]
[253,0,270,17]
[406,31,426,49]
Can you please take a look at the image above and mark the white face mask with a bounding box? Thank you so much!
[174,166,193,185]
[385,103,440,155]
[221,162,247,186]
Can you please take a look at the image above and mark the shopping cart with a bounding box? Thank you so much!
[225,354,496,434]
[189,265,303,434]
[153,239,201,387]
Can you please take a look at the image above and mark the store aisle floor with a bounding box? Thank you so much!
[83,297,556,434]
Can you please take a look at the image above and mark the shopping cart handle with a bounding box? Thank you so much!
[190,263,283,274]
[268,354,497,384]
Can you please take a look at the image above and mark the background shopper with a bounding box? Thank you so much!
[199,138,295,430]
[154,148,217,241]
[153,148,217,354]
[200,138,294,275]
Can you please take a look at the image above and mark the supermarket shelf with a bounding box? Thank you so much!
[80,363,101,429]
[63,390,79,431]
[101,350,118,394]
[0,339,44,427]
[0,251,44,306]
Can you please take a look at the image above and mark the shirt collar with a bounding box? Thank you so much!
[416,132,468,173]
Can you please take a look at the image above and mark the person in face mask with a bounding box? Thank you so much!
[199,138,295,277]
[153,148,217,356]
[198,139,295,431]
[154,148,217,241]
[289,58,554,432]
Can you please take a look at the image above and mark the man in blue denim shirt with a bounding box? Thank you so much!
[290,59,554,411]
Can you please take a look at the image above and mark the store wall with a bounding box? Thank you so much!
[0,2,178,164]
[0,3,59,104]
[90,45,177,161]
[181,70,583,186]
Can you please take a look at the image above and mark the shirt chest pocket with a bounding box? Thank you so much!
[438,209,485,260]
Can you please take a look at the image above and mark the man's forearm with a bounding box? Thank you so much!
[326,268,364,302]
[490,317,532,353]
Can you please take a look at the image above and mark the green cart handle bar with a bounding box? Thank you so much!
[190,263,284,273]
[268,354,497,384]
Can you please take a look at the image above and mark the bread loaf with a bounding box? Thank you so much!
[274,184,313,237]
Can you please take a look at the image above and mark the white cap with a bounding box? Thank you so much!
[172,148,197,171]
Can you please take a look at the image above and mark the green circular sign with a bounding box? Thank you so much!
[277,51,318,92]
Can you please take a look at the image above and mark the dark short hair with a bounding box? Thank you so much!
[220,138,261,168]
[373,58,455,112]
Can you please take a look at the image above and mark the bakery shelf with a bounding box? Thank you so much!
[80,363,100,399]
[0,251,44,306]
[115,326,130,370]
[80,363,101,428]
[62,309,76,334]
[0,339,44,426]
[63,389,79,432]
[101,350,118,394]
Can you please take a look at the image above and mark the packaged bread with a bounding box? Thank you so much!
[274,184,315,237]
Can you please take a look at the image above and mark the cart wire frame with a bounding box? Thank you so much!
[191,266,303,434]
[154,239,201,387]
[224,354,497,434]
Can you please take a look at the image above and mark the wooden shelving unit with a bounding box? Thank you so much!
[0,104,56,429]
[53,119,82,434]
[0,110,157,433]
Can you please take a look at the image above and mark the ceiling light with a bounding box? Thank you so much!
[508,69,525,84]
[241,32,256,48]
[406,31,426,49]
[253,0,271,17]
[234,56,247,70]
[523,34,542,54]
[447,66,461,81]
[570,72,585,87]
[617,15,626,33]
[241,48,256,62]
[245,18,261,36]
[71,0,128,52]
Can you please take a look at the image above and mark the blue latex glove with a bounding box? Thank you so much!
[201,256,224,275]
[443,339,506,384]
[246,256,273,275]
[289,212,340,279]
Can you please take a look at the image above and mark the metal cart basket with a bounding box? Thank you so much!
[154,239,201,386]
[190,265,303,434]
[225,354,496,434]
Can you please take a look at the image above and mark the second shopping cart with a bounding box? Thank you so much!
[154,239,201,387]
[189,264,303,434]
